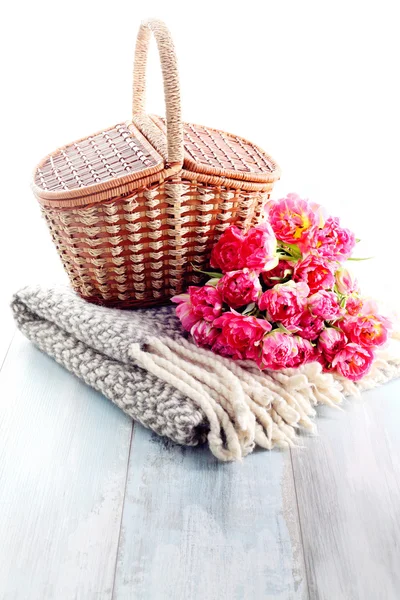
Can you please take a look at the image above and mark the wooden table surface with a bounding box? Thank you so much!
[1,306,400,600]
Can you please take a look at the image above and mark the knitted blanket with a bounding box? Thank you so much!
[11,285,400,461]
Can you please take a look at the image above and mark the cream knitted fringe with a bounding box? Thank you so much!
[130,332,400,462]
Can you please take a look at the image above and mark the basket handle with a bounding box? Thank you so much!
[132,19,183,168]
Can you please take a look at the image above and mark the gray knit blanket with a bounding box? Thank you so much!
[11,285,400,461]
[12,286,207,446]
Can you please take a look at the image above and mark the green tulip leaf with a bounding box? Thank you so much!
[347,256,373,261]
[205,278,221,287]
[192,265,224,278]
[242,302,256,315]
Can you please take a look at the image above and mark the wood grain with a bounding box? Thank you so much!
[291,381,400,600]
[113,425,308,600]
[0,332,133,600]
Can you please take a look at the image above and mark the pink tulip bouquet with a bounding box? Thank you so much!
[172,194,390,381]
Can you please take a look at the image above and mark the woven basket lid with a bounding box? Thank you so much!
[150,115,279,185]
[32,122,166,204]
[33,116,280,206]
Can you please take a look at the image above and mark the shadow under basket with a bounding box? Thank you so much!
[32,19,281,309]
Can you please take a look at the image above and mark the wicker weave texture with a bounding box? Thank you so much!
[184,122,274,175]
[152,115,278,183]
[34,123,161,193]
[42,180,271,307]
[34,118,277,198]
[33,18,280,308]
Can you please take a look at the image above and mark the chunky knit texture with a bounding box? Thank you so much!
[11,285,400,461]
[12,286,207,447]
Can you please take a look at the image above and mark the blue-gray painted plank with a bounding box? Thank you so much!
[291,380,400,600]
[113,425,307,600]
[0,332,133,600]
[0,301,15,371]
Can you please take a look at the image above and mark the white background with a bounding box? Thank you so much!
[1,0,399,332]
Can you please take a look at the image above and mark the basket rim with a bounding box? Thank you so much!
[31,121,167,202]
[36,169,277,209]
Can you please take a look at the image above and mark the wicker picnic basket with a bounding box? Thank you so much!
[32,19,281,308]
